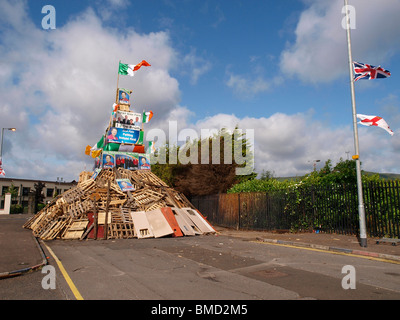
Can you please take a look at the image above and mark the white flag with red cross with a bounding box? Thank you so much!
[357,114,394,136]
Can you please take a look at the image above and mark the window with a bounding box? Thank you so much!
[46,188,54,197]
[1,186,9,195]
[22,187,30,196]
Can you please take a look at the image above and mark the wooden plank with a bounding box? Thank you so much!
[170,207,197,236]
[63,230,85,240]
[193,209,217,233]
[160,207,183,237]
[68,220,89,231]
[181,207,216,233]
[109,199,127,206]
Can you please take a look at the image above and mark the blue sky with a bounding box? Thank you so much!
[1,0,400,181]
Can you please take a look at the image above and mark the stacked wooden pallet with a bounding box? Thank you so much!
[23,168,216,240]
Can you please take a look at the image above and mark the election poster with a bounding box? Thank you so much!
[106,127,141,144]
[139,155,151,170]
[99,151,151,171]
[118,88,132,105]
[112,110,141,130]
[116,179,135,192]
[102,153,115,168]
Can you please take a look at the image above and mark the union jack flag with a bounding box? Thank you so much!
[353,61,391,81]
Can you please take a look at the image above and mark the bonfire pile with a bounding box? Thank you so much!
[23,168,216,240]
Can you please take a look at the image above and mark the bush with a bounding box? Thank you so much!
[37,203,46,212]
[10,204,23,214]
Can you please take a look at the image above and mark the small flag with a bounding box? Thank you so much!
[353,62,391,81]
[148,141,156,154]
[118,60,151,77]
[357,114,394,136]
[0,158,5,177]
[85,136,105,157]
[142,110,153,123]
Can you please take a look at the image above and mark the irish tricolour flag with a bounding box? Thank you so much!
[142,110,153,123]
[118,60,151,76]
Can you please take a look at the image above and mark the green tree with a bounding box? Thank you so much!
[151,127,255,197]
[33,181,46,212]
[6,183,18,200]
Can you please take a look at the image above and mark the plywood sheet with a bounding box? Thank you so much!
[146,209,174,238]
[179,208,213,234]
[171,207,200,235]
[160,207,183,237]
[130,211,154,239]
[182,207,216,233]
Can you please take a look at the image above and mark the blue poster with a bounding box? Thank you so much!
[106,127,140,144]
[102,153,115,168]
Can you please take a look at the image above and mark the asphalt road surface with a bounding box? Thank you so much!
[2,233,400,303]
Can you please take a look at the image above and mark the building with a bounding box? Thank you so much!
[0,177,77,213]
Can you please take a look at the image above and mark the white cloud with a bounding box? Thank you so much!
[0,1,181,181]
[280,0,400,83]
[226,73,271,98]
[178,111,399,177]
[181,48,212,84]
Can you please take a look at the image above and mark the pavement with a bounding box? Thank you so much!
[1,214,399,279]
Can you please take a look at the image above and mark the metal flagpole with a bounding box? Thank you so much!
[344,0,367,247]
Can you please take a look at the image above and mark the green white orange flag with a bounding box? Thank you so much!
[142,110,153,123]
[118,60,151,76]
[85,136,105,157]
[148,141,156,154]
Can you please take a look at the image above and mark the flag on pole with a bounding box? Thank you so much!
[142,110,153,123]
[148,141,156,154]
[118,60,151,76]
[85,136,105,157]
[357,114,394,136]
[353,62,391,81]
[0,158,5,177]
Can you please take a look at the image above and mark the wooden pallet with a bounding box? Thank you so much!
[108,223,135,239]
[130,187,164,209]
[41,216,71,240]
[24,167,206,241]
[62,219,89,240]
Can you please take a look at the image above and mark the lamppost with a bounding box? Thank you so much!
[308,159,320,171]
[0,127,16,166]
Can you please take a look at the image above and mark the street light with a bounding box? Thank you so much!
[0,127,17,162]
[308,159,320,171]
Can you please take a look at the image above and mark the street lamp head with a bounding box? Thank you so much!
[9,128,16,131]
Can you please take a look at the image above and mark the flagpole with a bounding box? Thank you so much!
[116,60,121,104]
[344,0,367,247]
[141,109,145,131]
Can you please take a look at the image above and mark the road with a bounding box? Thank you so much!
[2,233,399,303]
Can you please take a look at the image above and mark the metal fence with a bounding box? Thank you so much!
[191,180,400,238]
